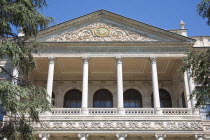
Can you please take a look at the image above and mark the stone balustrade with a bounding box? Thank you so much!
[88,108,117,115]
[39,108,193,116]
[162,108,192,115]
[125,108,154,115]
[51,108,81,115]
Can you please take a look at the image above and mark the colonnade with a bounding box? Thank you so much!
[36,56,202,140]
[45,56,197,115]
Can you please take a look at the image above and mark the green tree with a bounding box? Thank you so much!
[197,0,210,25]
[182,0,210,108]
[182,49,210,107]
[0,0,53,139]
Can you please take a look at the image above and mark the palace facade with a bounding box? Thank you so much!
[1,10,210,140]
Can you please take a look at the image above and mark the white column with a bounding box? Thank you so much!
[78,133,89,140]
[46,57,55,104]
[195,134,204,140]
[12,67,18,85]
[82,57,89,115]
[183,71,192,108]
[188,71,199,115]
[39,134,50,140]
[155,134,166,140]
[150,57,161,115]
[116,56,124,115]
[116,133,127,140]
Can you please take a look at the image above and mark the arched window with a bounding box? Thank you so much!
[124,89,142,108]
[64,89,82,108]
[151,89,172,108]
[93,89,113,108]
[182,92,186,108]
[52,92,55,106]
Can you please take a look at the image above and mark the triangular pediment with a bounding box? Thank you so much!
[45,22,158,42]
[38,10,194,43]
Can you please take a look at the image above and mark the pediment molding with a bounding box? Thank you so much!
[37,10,195,46]
[45,22,158,42]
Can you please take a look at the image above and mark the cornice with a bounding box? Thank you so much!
[36,41,194,47]
[37,10,195,42]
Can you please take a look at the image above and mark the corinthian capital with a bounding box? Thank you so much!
[116,133,127,139]
[78,133,89,138]
[155,133,166,139]
[150,56,157,64]
[39,133,50,139]
[82,56,89,64]
[48,57,56,64]
[116,56,123,64]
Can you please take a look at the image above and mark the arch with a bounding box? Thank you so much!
[123,89,142,108]
[181,92,186,108]
[151,89,172,108]
[93,89,113,108]
[63,89,82,108]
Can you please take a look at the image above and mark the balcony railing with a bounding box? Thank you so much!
[39,108,193,116]
[125,108,154,115]
[162,108,192,115]
[51,108,81,115]
[88,108,117,115]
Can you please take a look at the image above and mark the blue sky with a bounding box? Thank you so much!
[43,0,210,36]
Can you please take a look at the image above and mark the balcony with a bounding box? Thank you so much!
[34,107,204,134]
[40,108,192,116]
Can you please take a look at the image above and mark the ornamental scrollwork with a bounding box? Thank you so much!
[129,121,139,128]
[154,121,165,129]
[178,121,190,129]
[166,121,177,129]
[40,121,50,129]
[116,121,126,128]
[46,22,158,42]
[66,121,76,128]
[141,121,151,129]
[190,121,203,129]
[79,121,88,128]
[103,121,114,128]
[34,120,204,131]
[91,122,101,128]
[53,121,63,129]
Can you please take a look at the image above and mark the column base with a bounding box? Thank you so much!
[193,108,200,115]
[155,107,162,115]
[195,134,204,140]
[118,108,125,115]
[81,107,88,115]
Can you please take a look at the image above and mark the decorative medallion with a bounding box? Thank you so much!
[46,22,159,41]
[94,26,110,37]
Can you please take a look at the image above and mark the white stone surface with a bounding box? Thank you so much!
[116,56,124,115]
[82,57,89,115]
[12,67,18,84]
[46,57,55,103]
[150,57,161,115]
[116,133,127,140]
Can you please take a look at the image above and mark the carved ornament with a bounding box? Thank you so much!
[46,22,158,42]
[33,120,203,131]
